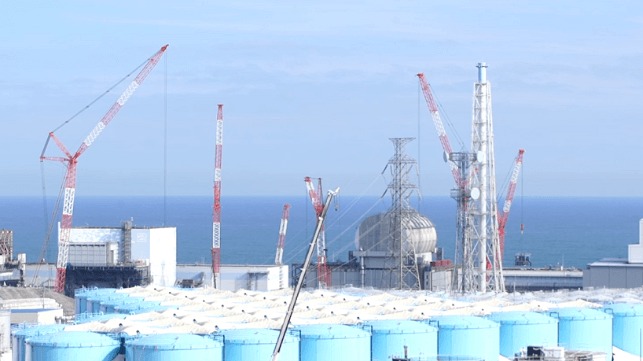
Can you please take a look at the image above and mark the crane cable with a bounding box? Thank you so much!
[36,51,158,284]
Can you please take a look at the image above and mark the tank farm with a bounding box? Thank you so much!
[11,45,643,361]
[9,285,643,361]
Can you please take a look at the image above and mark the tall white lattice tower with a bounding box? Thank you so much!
[469,63,504,292]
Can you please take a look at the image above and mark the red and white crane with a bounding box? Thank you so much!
[274,204,290,266]
[417,73,462,187]
[304,177,331,288]
[498,149,525,258]
[41,45,168,294]
[212,104,224,289]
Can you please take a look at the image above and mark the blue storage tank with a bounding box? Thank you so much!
[74,290,89,315]
[100,297,141,314]
[75,313,126,324]
[125,333,223,360]
[12,324,66,361]
[114,301,160,314]
[296,324,371,361]
[222,328,299,361]
[26,331,119,361]
[364,320,438,361]
[77,289,116,315]
[548,307,612,356]
[486,311,558,357]
[98,294,132,314]
[601,303,643,355]
[86,297,102,314]
[428,315,499,361]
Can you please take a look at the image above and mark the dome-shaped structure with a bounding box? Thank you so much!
[354,212,437,254]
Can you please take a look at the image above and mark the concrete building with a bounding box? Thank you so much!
[59,222,176,287]
[583,219,643,289]
[175,264,289,292]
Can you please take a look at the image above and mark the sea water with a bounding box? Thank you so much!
[0,196,641,269]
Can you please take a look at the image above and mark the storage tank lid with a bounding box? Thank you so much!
[487,311,557,325]
[602,303,643,316]
[295,324,370,339]
[363,319,437,334]
[548,307,612,320]
[222,328,298,344]
[428,315,499,329]
[13,324,66,337]
[127,334,222,350]
[101,298,137,306]
[26,331,119,348]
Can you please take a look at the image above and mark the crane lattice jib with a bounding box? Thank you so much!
[42,44,169,294]
[212,104,224,286]
[275,204,290,265]
[501,149,525,219]
[417,73,462,187]
[304,177,331,287]
[498,149,525,257]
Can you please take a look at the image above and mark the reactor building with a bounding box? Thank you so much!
[294,138,453,290]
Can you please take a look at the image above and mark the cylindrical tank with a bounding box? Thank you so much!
[222,328,299,361]
[548,307,612,356]
[12,324,66,361]
[428,315,499,361]
[86,297,101,314]
[0,310,10,353]
[296,324,371,361]
[125,334,223,361]
[98,293,131,314]
[486,311,558,357]
[101,297,140,314]
[114,301,160,314]
[364,319,437,361]
[75,292,89,314]
[75,291,87,315]
[602,303,643,355]
[75,313,126,324]
[78,289,116,315]
[26,331,119,361]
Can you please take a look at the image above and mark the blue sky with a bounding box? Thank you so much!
[1,1,641,197]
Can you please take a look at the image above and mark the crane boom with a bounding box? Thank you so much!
[417,73,462,187]
[271,188,339,361]
[275,204,290,266]
[212,104,224,289]
[498,149,525,257]
[304,177,331,288]
[40,45,168,294]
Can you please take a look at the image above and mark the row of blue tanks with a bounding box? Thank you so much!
[12,289,643,361]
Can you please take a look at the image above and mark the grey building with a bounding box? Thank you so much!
[583,219,643,289]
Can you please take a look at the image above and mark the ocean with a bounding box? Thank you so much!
[0,196,642,269]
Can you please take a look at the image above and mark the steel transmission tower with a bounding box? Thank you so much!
[469,63,504,292]
[383,138,422,290]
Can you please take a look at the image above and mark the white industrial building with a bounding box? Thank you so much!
[175,264,289,292]
[59,222,177,287]
[56,222,288,292]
